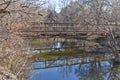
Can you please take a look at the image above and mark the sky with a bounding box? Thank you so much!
[25,0,75,13]
[47,0,61,13]
[48,0,76,13]
[22,0,61,12]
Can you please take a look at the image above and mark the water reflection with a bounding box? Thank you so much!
[28,54,120,80]
[29,42,65,53]
[108,63,120,80]
[27,38,120,80]
[52,42,62,49]
[75,62,112,80]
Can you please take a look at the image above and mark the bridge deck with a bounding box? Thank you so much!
[18,23,113,39]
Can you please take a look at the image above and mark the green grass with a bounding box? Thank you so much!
[30,49,86,61]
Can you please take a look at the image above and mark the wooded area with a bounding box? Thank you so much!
[46,0,120,25]
[0,0,120,80]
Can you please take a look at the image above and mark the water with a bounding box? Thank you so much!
[29,65,80,80]
[29,42,65,53]
[27,39,120,80]
[52,42,62,49]
[28,58,120,80]
[27,51,120,80]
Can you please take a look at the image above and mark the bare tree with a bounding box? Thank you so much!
[0,0,46,80]
[110,0,120,25]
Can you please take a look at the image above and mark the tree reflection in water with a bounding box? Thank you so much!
[107,63,120,80]
[58,64,73,79]
[59,59,120,80]
[30,54,120,80]
[75,61,111,80]
[55,57,111,80]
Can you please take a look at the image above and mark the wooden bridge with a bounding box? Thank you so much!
[19,22,109,39]
[18,22,120,54]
